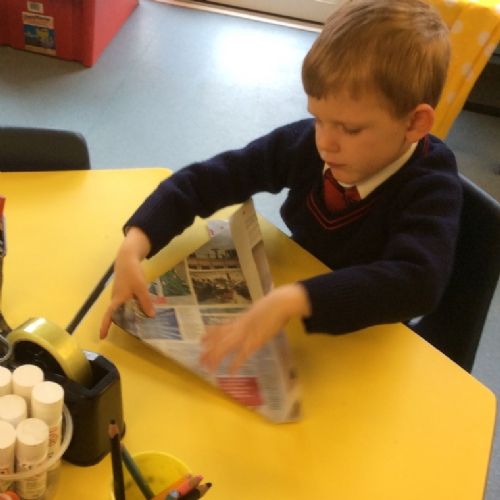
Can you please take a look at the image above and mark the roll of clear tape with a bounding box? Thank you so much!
[6,317,92,387]
[0,334,12,364]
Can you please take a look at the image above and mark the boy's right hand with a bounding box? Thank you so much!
[99,227,156,339]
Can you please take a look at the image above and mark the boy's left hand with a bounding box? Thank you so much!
[200,283,310,374]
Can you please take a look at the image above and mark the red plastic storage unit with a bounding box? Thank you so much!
[1,0,139,66]
[0,2,9,46]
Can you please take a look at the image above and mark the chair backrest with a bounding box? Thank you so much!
[412,174,500,372]
[0,127,91,171]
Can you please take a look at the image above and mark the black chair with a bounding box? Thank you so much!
[411,174,500,372]
[0,126,90,171]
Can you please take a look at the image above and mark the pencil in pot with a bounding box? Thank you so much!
[108,419,125,500]
[180,483,212,500]
[121,444,155,499]
[154,474,204,500]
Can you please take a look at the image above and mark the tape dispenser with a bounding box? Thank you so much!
[2,312,125,466]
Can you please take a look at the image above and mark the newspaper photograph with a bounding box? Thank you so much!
[113,200,301,423]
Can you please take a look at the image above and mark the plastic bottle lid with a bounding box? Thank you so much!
[12,364,44,398]
[15,418,49,463]
[31,381,64,424]
[0,394,27,427]
[0,366,12,396]
[0,420,16,451]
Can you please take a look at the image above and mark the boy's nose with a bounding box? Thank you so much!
[316,131,341,155]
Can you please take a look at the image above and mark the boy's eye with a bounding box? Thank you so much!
[343,126,362,135]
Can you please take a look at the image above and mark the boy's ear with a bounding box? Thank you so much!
[405,104,435,142]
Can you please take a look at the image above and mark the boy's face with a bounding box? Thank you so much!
[308,91,414,185]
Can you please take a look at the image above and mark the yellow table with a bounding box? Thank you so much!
[0,169,496,499]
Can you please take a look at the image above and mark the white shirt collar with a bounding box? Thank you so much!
[323,142,417,199]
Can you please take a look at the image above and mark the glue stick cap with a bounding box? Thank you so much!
[31,381,64,424]
[0,394,27,427]
[15,418,49,463]
[0,420,16,453]
[12,364,44,403]
[0,366,12,396]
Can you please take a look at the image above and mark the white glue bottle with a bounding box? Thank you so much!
[0,366,11,396]
[15,418,49,500]
[31,381,64,470]
[0,420,16,492]
[0,394,28,428]
[12,365,44,415]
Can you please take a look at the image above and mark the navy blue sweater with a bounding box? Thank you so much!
[127,119,462,335]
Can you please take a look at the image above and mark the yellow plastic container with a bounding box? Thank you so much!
[110,451,191,500]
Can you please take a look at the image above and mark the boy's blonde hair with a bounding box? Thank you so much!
[302,0,450,117]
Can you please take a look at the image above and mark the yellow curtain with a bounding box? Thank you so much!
[427,0,500,138]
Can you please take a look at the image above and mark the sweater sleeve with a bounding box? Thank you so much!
[301,167,463,334]
[125,120,315,256]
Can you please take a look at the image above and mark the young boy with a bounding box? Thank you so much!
[100,0,462,374]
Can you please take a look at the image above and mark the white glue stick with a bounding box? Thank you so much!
[15,418,49,500]
[12,365,44,414]
[0,420,16,492]
[31,381,64,470]
[0,394,27,428]
[0,367,11,397]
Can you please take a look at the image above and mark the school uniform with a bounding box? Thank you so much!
[127,119,462,334]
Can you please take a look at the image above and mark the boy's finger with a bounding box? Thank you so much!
[136,288,156,317]
[228,346,252,375]
[99,310,112,339]
[200,342,223,369]
[200,342,229,374]
[199,352,218,374]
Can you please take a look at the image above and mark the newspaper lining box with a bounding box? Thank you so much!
[113,200,302,423]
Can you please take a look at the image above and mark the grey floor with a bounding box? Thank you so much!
[1,0,499,497]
